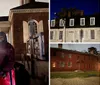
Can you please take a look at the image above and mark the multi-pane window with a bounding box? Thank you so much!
[59,31,63,40]
[68,54,72,58]
[90,17,95,25]
[69,19,74,26]
[28,21,37,37]
[61,53,65,58]
[59,61,65,67]
[50,31,53,39]
[91,30,95,39]
[59,19,65,27]
[68,62,72,67]
[80,18,85,26]
[51,20,55,27]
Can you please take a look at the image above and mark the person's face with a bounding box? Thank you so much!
[0,36,4,42]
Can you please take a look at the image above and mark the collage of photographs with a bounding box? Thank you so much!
[0,0,100,85]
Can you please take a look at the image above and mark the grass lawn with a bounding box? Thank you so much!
[51,71,100,78]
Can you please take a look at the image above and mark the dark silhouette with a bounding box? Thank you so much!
[14,62,30,85]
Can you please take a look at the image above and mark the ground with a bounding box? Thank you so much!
[51,77,100,85]
[51,71,100,85]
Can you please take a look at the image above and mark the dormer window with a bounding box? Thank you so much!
[80,18,85,26]
[59,19,65,27]
[69,19,74,26]
[51,20,55,27]
[90,17,95,25]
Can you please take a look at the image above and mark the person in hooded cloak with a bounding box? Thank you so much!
[0,32,15,85]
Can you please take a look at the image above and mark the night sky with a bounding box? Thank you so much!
[50,0,100,19]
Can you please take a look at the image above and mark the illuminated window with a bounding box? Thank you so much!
[69,19,74,26]
[90,17,95,25]
[52,62,56,67]
[80,18,85,26]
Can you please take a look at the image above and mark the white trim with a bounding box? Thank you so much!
[80,18,85,26]
[11,8,48,13]
[59,19,65,27]
[51,20,55,27]
[9,8,48,22]
[90,17,95,26]
[69,19,74,26]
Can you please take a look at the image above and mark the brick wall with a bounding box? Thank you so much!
[12,12,48,60]
[51,48,99,72]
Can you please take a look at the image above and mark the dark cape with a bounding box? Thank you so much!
[0,32,15,72]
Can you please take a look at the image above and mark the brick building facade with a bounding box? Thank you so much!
[51,47,100,72]
[0,0,48,60]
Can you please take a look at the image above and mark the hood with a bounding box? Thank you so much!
[0,32,7,43]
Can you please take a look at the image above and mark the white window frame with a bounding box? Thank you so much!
[69,19,74,26]
[51,20,55,27]
[80,18,85,26]
[59,19,65,27]
[90,17,95,25]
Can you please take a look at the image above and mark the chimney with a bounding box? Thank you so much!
[68,11,71,17]
[80,10,84,16]
[20,0,30,5]
[20,0,24,5]
[58,44,62,49]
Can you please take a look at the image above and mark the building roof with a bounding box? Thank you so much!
[11,2,48,10]
[0,16,8,21]
[51,14,100,28]
[51,47,99,57]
